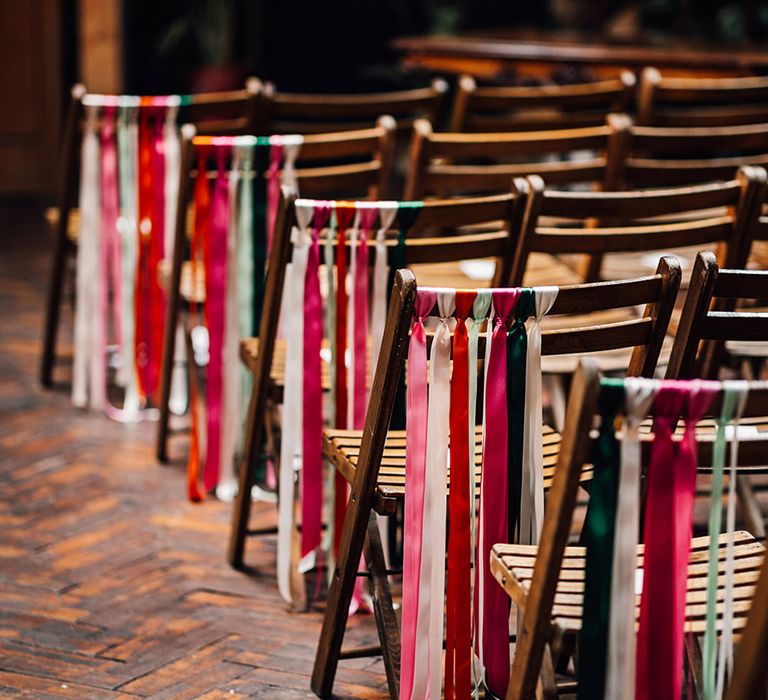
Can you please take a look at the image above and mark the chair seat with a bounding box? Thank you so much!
[323,423,579,501]
[490,531,765,635]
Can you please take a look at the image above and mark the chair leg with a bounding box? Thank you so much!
[364,511,399,700]
[311,486,374,698]
[737,475,766,540]
[40,227,71,387]
[684,632,704,700]
[535,644,558,700]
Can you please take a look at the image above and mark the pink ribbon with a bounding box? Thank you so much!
[202,145,231,492]
[476,288,520,698]
[400,289,437,700]
[636,380,717,700]
[301,201,332,559]
[266,137,284,256]
[352,206,377,429]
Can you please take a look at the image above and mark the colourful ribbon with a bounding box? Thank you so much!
[370,203,398,373]
[266,137,283,255]
[301,201,331,564]
[400,289,436,700]
[476,288,520,697]
[202,144,231,492]
[446,290,476,700]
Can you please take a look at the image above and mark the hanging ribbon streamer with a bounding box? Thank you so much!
[506,289,533,542]
[266,134,302,256]
[116,101,140,419]
[476,289,520,698]
[276,202,313,603]
[715,383,749,700]
[519,286,558,545]
[370,202,398,372]
[202,144,231,493]
[72,104,102,410]
[578,379,625,700]
[605,377,658,700]
[400,289,437,700]
[636,381,717,700]
[300,201,332,570]
[446,290,476,700]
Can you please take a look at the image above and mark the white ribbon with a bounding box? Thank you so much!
[279,135,303,194]
[72,104,102,410]
[216,147,243,502]
[370,201,398,372]
[715,382,749,699]
[412,290,454,700]
[519,286,558,544]
[605,377,658,700]
[276,203,313,603]
[116,104,140,420]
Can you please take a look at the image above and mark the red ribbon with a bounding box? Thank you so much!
[186,147,211,501]
[135,100,153,399]
[266,138,284,256]
[202,144,231,492]
[636,381,716,700]
[400,289,437,700]
[446,290,476,700]
[302,202,332,559]
[353,207,377,429]
[476,288,520,698]
[100,106,121,353]
[333,203,356,556]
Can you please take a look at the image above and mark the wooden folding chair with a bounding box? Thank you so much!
[228,188,529,575]
[156,118,396,462]
[250,77,448,136]
[511,166,767,288]
[40,80,262,388]
[637,67,768,127]
[450,71,635,132]
[667,251,768,539]
[311,261,681,699]
[491,361,768,699]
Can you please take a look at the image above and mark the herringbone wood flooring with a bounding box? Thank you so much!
[0,205,388,699]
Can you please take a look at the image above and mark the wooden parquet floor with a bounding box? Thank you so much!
[0,205,388,699]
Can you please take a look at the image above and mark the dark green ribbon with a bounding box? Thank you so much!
[388,202,423,430]
[506,288,534,542]
[578,378,625,699]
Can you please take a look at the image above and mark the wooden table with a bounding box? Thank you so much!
[394,33,768,80]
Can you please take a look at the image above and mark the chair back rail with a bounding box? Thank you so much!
[509,166,767,285]
[637,67,768,127]
[451,71,635,132]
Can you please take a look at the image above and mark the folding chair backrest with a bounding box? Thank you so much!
[637,67,768,127]
[405,117,620,199]
[511,167,767,284]
[667,251,768,380]
[450,71,635,132]
[253,78,448,135]
[611,113,768,189]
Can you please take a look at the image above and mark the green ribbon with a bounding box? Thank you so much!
[388,202,423,430]
[702,387,741,700]
[506,288,534,542]
[578,378,625,700]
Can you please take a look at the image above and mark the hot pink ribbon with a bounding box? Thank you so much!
[266,137,284,256]
[400,289,437,700]
[352,207,377,429]
[476,288,520,698]
[202,145,231,492]
[301,201,332,559]
[636,380,717,700]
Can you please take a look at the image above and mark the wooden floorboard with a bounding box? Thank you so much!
[0,205,388,699]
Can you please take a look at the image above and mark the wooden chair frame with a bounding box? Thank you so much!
[156,117,397,462]
[227,186,529,571]
[450,71,635,132]
[495,360,768,699]
[310,257,681,699]
[40,79,262,388]
[637,66,768,127]
[509,165,767,284]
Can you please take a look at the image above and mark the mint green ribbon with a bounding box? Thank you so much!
[506,288,533,542]
[702,387,740,700]
[578,378,625,700]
